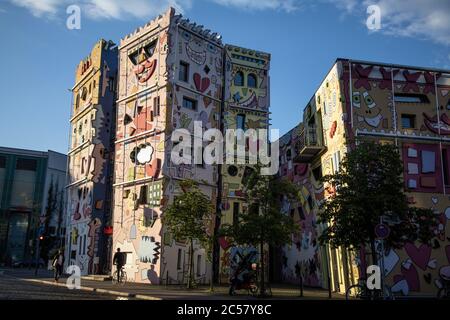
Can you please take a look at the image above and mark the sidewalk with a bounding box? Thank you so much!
[1,268,344,300]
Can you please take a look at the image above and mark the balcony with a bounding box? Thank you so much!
[295,126,325,162]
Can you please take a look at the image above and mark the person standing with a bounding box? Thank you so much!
[52,250,65,283]
[113,248,125,283]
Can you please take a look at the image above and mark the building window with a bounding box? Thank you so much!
[442,149,449,186]
[153,96,160,116]
[177,249,182,270]
[236,114,246,131]
[108,77,115,92]
[312,165,322,181]
[227,165,238,176]
[247,73,257,88]
[401,114,416,129]
[286,149,292,161]
[75,94,80,110]
[182,97,197,111]
[233,202,239,226]
[394,93,429,104]
[179,61,189,82]
[16,158,37,171]
[196,255,202,276]
[234,71,244,86]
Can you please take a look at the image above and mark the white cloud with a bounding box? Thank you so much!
[8,0,192,20]
[210,0,299,12]
[334,0,450,46]
[83,0,192,20]
[7,0,450,45]
[10,0,61,17]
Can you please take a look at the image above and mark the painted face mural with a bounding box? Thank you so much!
[183,30,207,66]
[131,43,158,84]
[353,90,384,128]
[423,113,450,135]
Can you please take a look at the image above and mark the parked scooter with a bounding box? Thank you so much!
[229,262,258,296]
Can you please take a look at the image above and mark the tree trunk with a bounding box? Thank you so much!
[187,239,194,289]
[370,236,378,273]
[209,261,214,292]
[260,240,265,297]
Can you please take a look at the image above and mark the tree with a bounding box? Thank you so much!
[163,179,214,289]
[318,140,438,271]
[41,180,58,264]
[220,164,300,297]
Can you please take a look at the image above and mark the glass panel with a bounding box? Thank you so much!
[7,213,28,263]
[10,159,37,208]
[0,156,5,202]
[236,114,245,131]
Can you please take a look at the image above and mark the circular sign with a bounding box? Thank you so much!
[375,224,390,240]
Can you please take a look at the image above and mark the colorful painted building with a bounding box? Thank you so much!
[280,58,450,297]
[65,39,118,275]
[217,45,271,283]
[0,147,67,266]
[111,8,272,285]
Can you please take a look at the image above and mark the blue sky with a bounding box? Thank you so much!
[0,0,449,154]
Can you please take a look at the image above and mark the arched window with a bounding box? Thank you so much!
[247,73,257,88]
[234,71,244,86]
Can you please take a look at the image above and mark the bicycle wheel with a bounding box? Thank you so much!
[119,271,127,285]
[346,284,363,300]
[437,288,450,299]
[112,271,118,285]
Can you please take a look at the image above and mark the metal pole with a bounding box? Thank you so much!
[34,237,40,276]
[380,216,385,300]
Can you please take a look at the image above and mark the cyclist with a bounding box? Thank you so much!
[112,248,125,283]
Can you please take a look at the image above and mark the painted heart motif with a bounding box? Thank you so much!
[193,73,210,93]
[391,278,409,296]
[404,242,432,271]
[383,249,400,276]
[401,263,420,291]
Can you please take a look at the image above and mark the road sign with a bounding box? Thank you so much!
[375,223,390,240]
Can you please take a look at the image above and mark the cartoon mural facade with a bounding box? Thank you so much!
[112,8,224,284]
[66,39,118,275]
[283,58,450,296]
[217,45,271,283]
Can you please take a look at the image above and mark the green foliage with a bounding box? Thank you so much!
[162,179,214,288]
[318,140,438,252]
[163,179,214,252]
[220,164,299,250]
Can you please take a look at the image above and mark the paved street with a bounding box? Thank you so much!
[0,268,342,300]
[0,271,119,300]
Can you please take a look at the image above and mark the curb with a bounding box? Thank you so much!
[20,278,162,300]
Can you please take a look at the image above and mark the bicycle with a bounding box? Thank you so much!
[346,278,395,300]
[437,275,450,299]
[112,266,127,285]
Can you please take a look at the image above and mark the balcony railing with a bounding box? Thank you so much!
[295,126,325,162]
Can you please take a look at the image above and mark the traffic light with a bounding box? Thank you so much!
[39,235,44,241]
